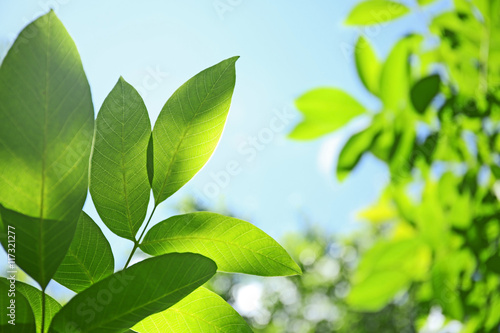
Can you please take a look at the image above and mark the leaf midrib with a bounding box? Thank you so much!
[39,13,53,288]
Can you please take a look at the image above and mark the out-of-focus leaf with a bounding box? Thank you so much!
[355,36,382,96]
[132,287,253,333]
[49,253,217,333]
[410,74,441,114]
[347,238,430,311]
[380,35,421,112]
[0,278,62,333]
[0,11,94,288]
[0,278,36,333]
[53,212,114,293]
[345,0,410,26]
[152,57,238,205]
[290,88,366,140]
[141,212,301,276]
[0,205,75,289]
[417,0,437,5]
[337,126,378,181]
[90,77,151,241]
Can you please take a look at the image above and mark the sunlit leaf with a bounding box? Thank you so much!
[345,0,410,26]
[417,0,437,5]
[347,238,430,311]
[53,212,114,293]
[0,11,94,288]
[0,278,62,333]
[141,212,301,276]
[355,36,382,96]
[0,205,75,289]
[380,35,421,112]
[410,74,441,114]
[90,77,151,241]
[0,279,36,332]
[152,57,238,205]
[49,253,217,333]
[289,88,366,140]
[132,287,252,333]
[337,126,377,181]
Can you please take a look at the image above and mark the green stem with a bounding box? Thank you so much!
[41,287,46,333]
[123,204,158,269]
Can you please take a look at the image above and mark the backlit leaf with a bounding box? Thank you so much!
[345,0,410,26]
[90,77,151,241]
[53,212,114,293]
[289,88,366,140]
[152,57,238,205]
[0,279,36,332]
[132,287,252,333]
[141,212,301,276]
[49,253,217,333]
[0,278,62,333]
[355,36,382,96]
[0,205,75,288]
[0,11,94,288]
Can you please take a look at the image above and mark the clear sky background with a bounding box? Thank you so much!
[0,0,448,298]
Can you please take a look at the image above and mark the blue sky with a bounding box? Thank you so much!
[0,0,448,297]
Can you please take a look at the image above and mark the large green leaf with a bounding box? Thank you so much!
[90,77,151,240]
[49,253,217,333]
[345,0,410,26]
[0,279,36,332]
[53,212,114,293]
[141,212,301,276]
[0,205,75,288]
[410,74,441,114]
[152,57,238,205]
[0,11,94,287]
[289,88,366,140]
[132,287,252,333]
[355,36,381,96]
[0,278,62,333]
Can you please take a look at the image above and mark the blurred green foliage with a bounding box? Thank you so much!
[290,0,500,332]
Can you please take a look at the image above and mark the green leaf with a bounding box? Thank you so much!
[347,239,430,311]
[0,279,36,332]
[49,253,216,333]
[0,11,93,235]
[152,57,238,205]
[132,287,252,333]
[289,88,366,140]
[417,0,437,5]
[53,212,114,293]
[337,126,378,181]
[410,74,441,114]
[0,205,75,288]
[355,36,382,96]
[345,0,410,26]
[0,278,62,333]
[140,212,301,276]
[90,77,151,241]
[379,35,421,112]
[0,11,94,288]
[146,133,154,187]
